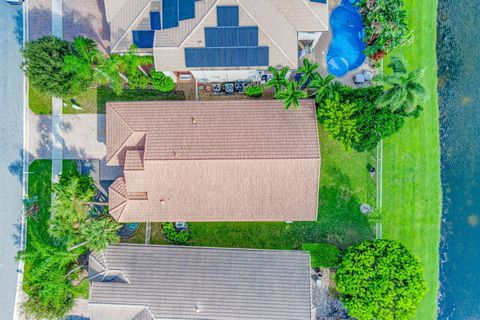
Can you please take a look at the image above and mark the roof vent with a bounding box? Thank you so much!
[192,117,197,124]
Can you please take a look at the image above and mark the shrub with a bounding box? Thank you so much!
[335,240,427,320]
[128,69,149,90]
[301,243,341,268]
[317,94,360,150]
[245,84,263,97]
[359,0,411,61]
[151,71,175,92]
[22,36,91,97]
[162,222,189,243]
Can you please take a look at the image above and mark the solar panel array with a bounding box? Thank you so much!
[132,0,197,48]
[185,6,269,67]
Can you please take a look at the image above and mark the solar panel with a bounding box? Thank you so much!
[205,27,239,47]
[179,0,195,20]
[162,0,179,29]
[217,6,239,27]
[150,12,161,30]
[132,30,155,48]
[185,47,269,67]
[238,27,258,46]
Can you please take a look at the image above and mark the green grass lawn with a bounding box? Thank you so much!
[151,126,375,250]
[24,160,88,298]
[28,82,52,115]
[381,0,441,319]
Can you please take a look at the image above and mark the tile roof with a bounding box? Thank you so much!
[88,244,312,320]
[106,100,320,222]
[105,0,329,69]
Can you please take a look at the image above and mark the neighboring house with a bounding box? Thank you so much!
[88,244,313,320]
[106,100,320,222]
[103,0,329,82]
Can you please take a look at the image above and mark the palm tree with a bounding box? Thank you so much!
[298,58,319,85]
[52,175,96,222]
[308,73,338,104]
[265,66,289,93]
[68,218,120,252]
[275,80,308,109]
[373,56,427,113]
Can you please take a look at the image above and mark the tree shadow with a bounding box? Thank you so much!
[12,7,23,45]
[8,149,34,184]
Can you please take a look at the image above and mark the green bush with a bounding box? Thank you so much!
[151,71,175,92]
[127,69,149,90]
[162,222,189,243]
[335,240,427,320]
[245,84,263,97]
[301,243,341,268]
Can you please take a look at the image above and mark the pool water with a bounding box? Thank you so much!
[326,0,366,77]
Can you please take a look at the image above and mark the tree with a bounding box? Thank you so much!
[275,80,308,109]
[63,36,103,89]
[298,58,319,85]
[75,217,120,252]
[151,71,175,92]
[373,56,427,114]
[16,234,79,319]
[317,94,360,150]
[359,0,411,60]
[308,73,339,105]
[265,66,289,93]
[22,36,86,97]
[335,239,427,320]
[96,53,126,95]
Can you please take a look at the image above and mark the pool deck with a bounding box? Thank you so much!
[312,0,376,88]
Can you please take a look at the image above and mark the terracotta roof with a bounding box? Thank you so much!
[106,100,320,222]
[88,244,312,320]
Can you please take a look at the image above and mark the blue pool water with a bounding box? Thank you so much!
[326,0,366,77]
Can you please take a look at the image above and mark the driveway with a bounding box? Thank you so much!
[0,3,24,320]
[28,112,122,181]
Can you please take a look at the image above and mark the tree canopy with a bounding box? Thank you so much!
[335,239,427,320]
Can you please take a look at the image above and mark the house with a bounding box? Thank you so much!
[103,0,329,82]
[88,244,313,320]
[106,100,320,222]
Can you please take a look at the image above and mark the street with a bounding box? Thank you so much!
[0,2,25,320]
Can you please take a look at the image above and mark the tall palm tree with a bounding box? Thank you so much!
[373,56,427,113]
[52,175,96,222]
[265,66,289,93]
[96,53,126,95]
[275,80,308,109]
[308,73,338,104]
[68,217,120,252]
[298,58,319,85]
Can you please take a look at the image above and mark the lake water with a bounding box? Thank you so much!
[437,0,480,318]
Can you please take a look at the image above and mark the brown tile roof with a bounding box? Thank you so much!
[107,100,320,222]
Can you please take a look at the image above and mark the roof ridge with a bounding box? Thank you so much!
[300,0,328,30]
[179,0,220,47]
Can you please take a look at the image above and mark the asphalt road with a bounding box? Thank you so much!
[0,2,24,320]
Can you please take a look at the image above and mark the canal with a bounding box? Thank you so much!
[437,0,480,318]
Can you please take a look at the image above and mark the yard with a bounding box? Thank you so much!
[381,0,441,318]
[28,85,186,115]
[148,125,376,250]
[24,160,89,298]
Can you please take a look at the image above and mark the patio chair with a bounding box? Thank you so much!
[353,73,365,84]
[363,70,374,81]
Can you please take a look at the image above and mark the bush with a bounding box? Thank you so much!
[162,222,189,243]
[151,71,175,92]
[22,36,91,97]
[245,84,263,97]
[359,0,411,60]
[127,69,149,90]
[301,243,341,268]
[335,240,427,320]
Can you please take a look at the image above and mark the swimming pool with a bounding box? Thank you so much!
[326,0,366,77]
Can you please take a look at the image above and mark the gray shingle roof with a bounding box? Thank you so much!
[89,244,312,320]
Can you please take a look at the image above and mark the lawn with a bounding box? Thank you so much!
[24,160,88,298]
[28,82,52,115]
[150,126,375,250]
[381,0,441,319]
